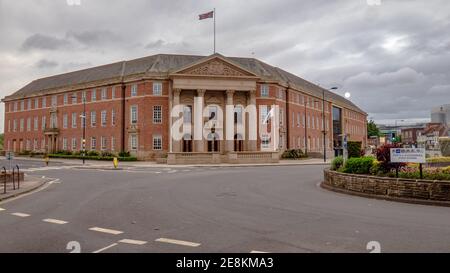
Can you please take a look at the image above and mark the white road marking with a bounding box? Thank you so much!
[182,169,190,172]
[11,212,30,217]
[167,170,177,173]
[155,171,162,174]
[118,239,147,245]
[250,250,269,253]
[0,208,5,211]
[23,166,77,172]
[0,178,58,205]
[155,237,200,247]
[92,243,118,253]
[89,227,123,235]
[43,218,68,225]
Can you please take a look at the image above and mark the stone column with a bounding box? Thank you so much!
[194,89,206,152]
[225,90,235,153]
[172,89,181,152]
[247,89,257,151]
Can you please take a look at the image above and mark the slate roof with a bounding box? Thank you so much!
[3,53,365,114]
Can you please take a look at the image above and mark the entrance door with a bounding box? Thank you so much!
[182,134,192,152]
[234,134,243,151]
[207,133,219,152]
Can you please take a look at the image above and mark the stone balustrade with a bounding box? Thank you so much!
[167,151,279,165]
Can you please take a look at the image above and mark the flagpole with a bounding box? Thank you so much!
[213,8,216,53]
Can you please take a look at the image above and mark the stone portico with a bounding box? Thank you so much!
[167,55,277,164]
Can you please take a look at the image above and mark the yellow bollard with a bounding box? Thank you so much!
[113,157,118,169]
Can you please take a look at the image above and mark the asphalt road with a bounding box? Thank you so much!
[1,158,450,253]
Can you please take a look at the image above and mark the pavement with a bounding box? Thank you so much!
[1,158,450,253]
[0,156,331,169]
[0,175,49,202]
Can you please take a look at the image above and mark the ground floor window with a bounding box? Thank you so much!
[261,134,270,149]
[153,135,162,150]
[63,138,68,150]
[130,134,138,150]
[72,138,77,151]
[91,137,97,150]
[111,136,115,151]
[101,136,107,151]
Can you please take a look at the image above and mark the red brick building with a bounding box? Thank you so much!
[2,53,367,162]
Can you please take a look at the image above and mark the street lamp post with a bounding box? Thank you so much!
[82,96,86,165]
[323,87,338,163]
[322,89,326,162]
[304,96,308,156]
[73,94,86,164]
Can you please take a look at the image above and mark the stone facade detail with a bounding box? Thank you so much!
[182,59,247,77]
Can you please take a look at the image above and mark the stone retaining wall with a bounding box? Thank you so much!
[322,169,450,206]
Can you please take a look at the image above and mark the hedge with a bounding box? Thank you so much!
[347,141,362,158]
[48,154,137,161]
[342,156,374,174]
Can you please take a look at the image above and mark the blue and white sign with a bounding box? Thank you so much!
[6,152,14,160]
[390,148,426,163]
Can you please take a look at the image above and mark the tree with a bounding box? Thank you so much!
[0,133,3,150]
[367,120,381,137]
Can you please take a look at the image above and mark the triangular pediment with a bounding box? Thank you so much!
[171,54,258,78]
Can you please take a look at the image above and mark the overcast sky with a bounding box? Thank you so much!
[1,0,449,132]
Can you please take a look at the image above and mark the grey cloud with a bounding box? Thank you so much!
[35,59,58,69]
[427,84,450,95]
[21,33,70,51]
[145,39,166,49]
[344,67,425,88]
[66,30,120,46]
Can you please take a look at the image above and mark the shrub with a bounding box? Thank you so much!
[369,160,382,175]
[375,144,406,173]
[348,141,362,158]
[343,156,374,174]
[331,156,344,171]
[87,150,99,156]
[119,151,130,157]
[281,149,307,159]
[101,151,117,157]
[30,151,45,157]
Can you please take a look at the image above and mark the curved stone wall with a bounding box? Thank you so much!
[322,169,450,207]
